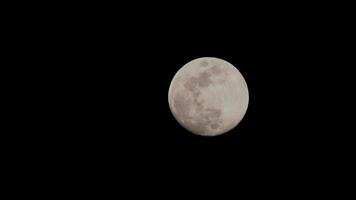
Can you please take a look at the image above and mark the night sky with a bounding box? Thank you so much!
[16,3,350,194]
[65,20,327,171]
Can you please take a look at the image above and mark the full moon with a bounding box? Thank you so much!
[168,57,249,136]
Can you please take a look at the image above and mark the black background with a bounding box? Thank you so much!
[57,13,332,176]
[9,2,352,195]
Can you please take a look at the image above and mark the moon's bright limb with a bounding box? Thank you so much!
[168,57,249,136]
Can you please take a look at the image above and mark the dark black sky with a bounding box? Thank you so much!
[63,20,324,166]
[16,3,351,194]
[52,10,337,163]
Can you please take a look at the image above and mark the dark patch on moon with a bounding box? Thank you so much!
[204,108,222,119]
[197,71,212,87]
[173,92,191,121]
[200,61,209,67]
[184,70,213,92]
[210,65,222,75]
[173,91,223,134]
[190,108,222,134]
[174,66,226,134]
[184,77,198,92]
[210,123,219,130]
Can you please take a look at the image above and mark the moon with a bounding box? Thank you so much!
[168,57,249,136]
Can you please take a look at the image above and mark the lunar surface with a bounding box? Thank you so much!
[168,57,249,136]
